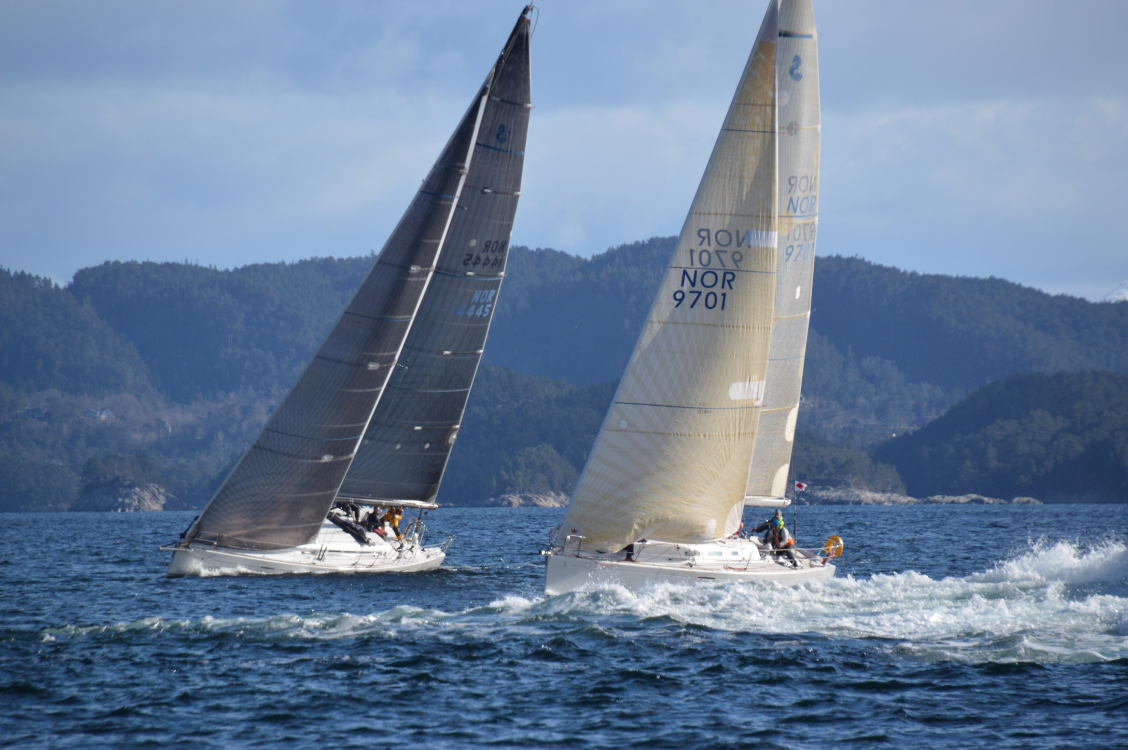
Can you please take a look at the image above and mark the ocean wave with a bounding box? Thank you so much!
[533,539,1128,663]
[38,540,1128,664]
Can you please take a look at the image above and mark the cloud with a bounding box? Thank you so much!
[821,94,1128,295]
[0,0,1127,300]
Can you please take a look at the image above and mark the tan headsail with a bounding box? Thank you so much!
[745,0,820,503]
[556,1,781,553]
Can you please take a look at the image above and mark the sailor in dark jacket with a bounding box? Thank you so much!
[750,509,783,544]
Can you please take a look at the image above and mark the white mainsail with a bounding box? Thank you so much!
[745,0,820,503]
[556,2,781,553]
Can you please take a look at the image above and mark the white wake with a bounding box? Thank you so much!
[41,540,1128,664]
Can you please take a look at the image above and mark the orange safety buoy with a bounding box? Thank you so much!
[823,535,844,559]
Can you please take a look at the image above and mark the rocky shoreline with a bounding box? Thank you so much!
[794,486,1042,506]
[70,483,176,512]
[480,492,570,508]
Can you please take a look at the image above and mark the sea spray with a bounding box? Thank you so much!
[37,540,1127,664]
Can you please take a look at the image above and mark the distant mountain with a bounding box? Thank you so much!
[812,257,1128,393]
[58,243,1128,433]
[3,240,1128,509]
[0,268,153,396]
[1106,280,1128,303]
[69,258,370,402]
[873,371,1128,503]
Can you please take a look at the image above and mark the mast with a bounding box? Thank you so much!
[186,10,530,552]
[555,1,780,553]
[745,0,820,504]
[338,10,532,506]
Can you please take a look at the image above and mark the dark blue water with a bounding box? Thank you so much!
[2,505,1126,749]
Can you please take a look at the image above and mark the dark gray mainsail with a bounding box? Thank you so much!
[339,14,531,505]
[187,10,532,551]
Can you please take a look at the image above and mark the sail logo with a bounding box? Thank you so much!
[728,380,766,404]
[789,55,803,81]
[495,123,508,144]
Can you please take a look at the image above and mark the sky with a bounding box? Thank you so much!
[1,0,1127,300]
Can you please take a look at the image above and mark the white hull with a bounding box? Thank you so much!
[544,537,835,596]
[166,519,445,577]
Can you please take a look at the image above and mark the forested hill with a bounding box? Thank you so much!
[0,268,154,396]
[873,371,1128,503]
[64,241,1128,409]
[2,242,1128,510]
[490,240,1128,393]
[812,257,1128,392]
[69,257,371,402]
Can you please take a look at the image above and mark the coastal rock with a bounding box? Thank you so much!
[483,492,569,508]
[923,493,1008,505]
[796,486,1041,506]
[797,487,919,505]
[70,482,174,512]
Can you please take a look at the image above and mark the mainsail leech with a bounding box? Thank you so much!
[188,10,532,552]
[556,2,782,553]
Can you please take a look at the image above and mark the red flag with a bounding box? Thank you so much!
[794,481,808,492]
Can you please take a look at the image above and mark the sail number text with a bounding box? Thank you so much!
[450,289,496,318]
[673,269,734,310]
[462,240,508,270]
[784,221,817,263]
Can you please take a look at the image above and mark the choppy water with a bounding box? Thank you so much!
[2,504,1126,749]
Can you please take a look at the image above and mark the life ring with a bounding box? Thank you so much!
[823,535,844,559]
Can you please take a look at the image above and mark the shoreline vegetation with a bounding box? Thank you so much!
[2,239,1126,511]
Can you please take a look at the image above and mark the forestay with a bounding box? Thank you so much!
[340,15,531,505]
[556,2,780,553]
[186,15,529,551]
[745,0,820,502]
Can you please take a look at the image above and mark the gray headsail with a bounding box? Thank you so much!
[188,11,531,551]
[338,14,531,505]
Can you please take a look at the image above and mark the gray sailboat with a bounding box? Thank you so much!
[167,7,532,576]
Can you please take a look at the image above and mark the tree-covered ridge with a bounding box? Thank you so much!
[0,268,153,396]
[873,371,1128,502]
[69,257,371,402]
[812,257,1128,391]
[3,241,1128,510]
[484,237,672,386]
[440,367,616,505]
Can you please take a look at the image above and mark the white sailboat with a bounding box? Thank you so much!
[544,0,840,595]
[166,8,533,577]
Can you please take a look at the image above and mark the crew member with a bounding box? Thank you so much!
[769,516,799,568]
[365,508,387,536]
[381,506,404,540]
[751,510,784,545]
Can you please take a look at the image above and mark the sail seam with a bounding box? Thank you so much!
[615,401,762,411]
[668,265,772,273]
[386,385,471,394]
[263,428,364,442]
[343,312,414,323]
[475,142,525,155]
